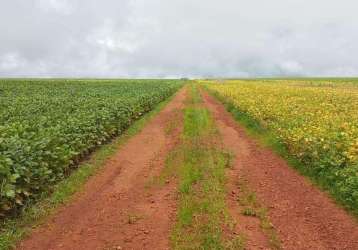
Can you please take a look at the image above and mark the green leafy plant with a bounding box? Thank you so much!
[0,79,183,217]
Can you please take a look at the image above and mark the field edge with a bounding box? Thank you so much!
[0,87,183,250]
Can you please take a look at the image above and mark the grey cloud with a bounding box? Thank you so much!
[0,0,358,77]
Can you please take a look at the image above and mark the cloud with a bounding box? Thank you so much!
[0,0,358,77]
[36,0,74,15]
[0,53,25,71]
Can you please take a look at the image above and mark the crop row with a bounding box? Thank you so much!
[0,79,183,216]
[205,80,358,212]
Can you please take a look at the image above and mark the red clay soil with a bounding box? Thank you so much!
[220,130,271,248]
[224,158,271,250]
[18,88,187,250]
[202,90,358,250]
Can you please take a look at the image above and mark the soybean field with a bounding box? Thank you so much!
[0,79,183,216]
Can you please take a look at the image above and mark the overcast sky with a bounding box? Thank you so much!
[0,0,357,78]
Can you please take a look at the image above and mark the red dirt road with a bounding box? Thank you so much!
[17,86,358,250]
[18,88,186,250]
[202,90,358,250]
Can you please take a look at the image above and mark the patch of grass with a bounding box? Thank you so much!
[187,83,203,105]
[0,93,177,250]
[170,84,245,250]
[183,107,215,139]
[206,88,358,219]
[238,180,281,250]
[148,146,184,187]
[127,213,144,225]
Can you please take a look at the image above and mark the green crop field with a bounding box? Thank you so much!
[0,79,183,216]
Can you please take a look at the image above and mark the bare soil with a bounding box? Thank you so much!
[18,88,187,250]
[202,90,358,250]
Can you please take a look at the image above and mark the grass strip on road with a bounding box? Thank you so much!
[170,85,245,249]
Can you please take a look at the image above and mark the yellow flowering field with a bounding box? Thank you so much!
[205,80,358,211]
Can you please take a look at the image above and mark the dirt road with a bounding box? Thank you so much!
[17,87,358,250]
